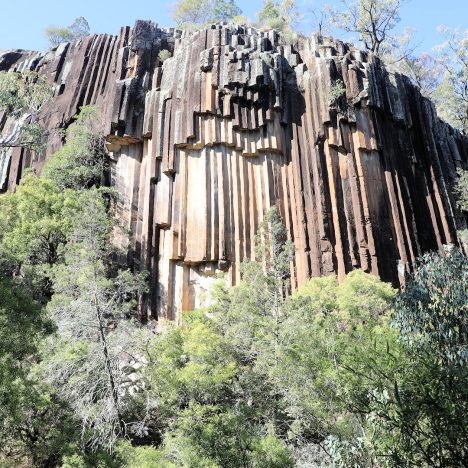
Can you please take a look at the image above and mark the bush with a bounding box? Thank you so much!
[158,49,172,62]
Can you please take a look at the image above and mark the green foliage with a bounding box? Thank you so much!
[1,112,466,467]
[393,249,467,365]
[68,17,91,41]
[0,71,50,117]
[327,0,405,55]
[385,26,467,133]
[19,121,47,152]
[0,174,82,300]
[454,168,468,212]
[172,0,242,25]
[0,70,51,151]
[43,188,148,450]
[400,51,444,97]
[1,380,79,467]
[275,271,396,445]
[0,276,51,421]
[250,434,294,467]
[433,27,468,132]
[257,0,299,32]
[327,78,345,106]
[61,448,125,468]
[42,106,107,190]
[116,442,168,468]
[232,15,250,25]
[0,175,77,264]
[45,16,90,47]
[334,250,468,467]
[142,209,402,466]
[158,49,172,62]
[0,106,108,302]
[172,0,212,25]
[0,104,149,463]
[0,276,77,466]
[212,0,242,22]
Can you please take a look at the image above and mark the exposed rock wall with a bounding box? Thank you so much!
[1,21,467,321]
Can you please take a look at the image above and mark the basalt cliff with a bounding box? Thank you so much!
[1,21,467,320]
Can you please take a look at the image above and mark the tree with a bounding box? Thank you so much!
[142,208,298,465]
[393,249,467,365]
[212,0,242,22]
[339,250,468,466]
[276,271,397,460]
[44,27,75,47]
[0,174,82,301]
[44,189,148,450]
[0,106,108,301]
[257,0,300,32]
[453,168,468,246]
[432,27,468,133]
[398,51,443,98]
[45,16,90,47]
[163,209,398,464]
[0,276,52,436]
[308,4,334,36]
[172,0,212,25]
[144,265,398,465]
[68,17,91,41]
[146,310,294,467]
[212,207,294,391]
[42,106,107,190]
[171,0,242,26]
[0,71,50,152]
[327,0,406,55]
[454,168,468,212]
[0,275,73,466]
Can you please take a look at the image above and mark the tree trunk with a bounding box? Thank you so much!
[93,290,126,435]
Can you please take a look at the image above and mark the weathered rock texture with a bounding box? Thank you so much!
[1,21,467,320]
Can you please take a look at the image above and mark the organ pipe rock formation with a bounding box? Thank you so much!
[1,21,467,320]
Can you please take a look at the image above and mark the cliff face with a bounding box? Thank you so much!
[1,21,467,320]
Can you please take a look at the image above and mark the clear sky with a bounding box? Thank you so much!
[0,0,466,53]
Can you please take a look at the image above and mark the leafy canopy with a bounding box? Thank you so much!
[0,71,51,151]
[171,0,242,26]
[45,16,90,47]
[326,0,406,55]
[42,106,107,190]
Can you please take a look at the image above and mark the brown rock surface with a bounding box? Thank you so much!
[1,22,467,320]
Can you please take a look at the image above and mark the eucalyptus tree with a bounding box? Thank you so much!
[326,0,406,55]
[433,27,468,133]
[257,0,300,32]
[42,105,107,190]
[44,189,149,450]
[171,0,242,26]
[45,16,90,47]
[0,70,50,152]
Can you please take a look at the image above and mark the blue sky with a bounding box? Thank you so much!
[0,0,466,52]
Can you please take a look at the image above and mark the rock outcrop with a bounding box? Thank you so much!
[1,21,467,320]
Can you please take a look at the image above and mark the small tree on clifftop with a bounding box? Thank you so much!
[326,0,406,55]
[172,0,242,26]
[45,16,90,47]
[257,0,300,31]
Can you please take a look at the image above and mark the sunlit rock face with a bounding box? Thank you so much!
[1,21,467,320]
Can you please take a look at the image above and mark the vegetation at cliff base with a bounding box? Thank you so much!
[0,109,466,465]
